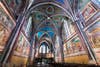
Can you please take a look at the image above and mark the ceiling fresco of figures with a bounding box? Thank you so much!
[5,0,27,15]
[29,3,72,40]
[32,4,67,27]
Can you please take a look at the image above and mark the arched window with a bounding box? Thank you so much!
[39,42,49,54]
[63,19,75,38]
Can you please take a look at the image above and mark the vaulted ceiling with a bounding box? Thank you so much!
[31,4,68,37]
[26,0,74,41]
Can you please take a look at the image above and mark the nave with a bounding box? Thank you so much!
[0,0,100,67]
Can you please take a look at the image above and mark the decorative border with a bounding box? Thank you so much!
[13,32,30,58]
[81,2,97,22]
[0,2,16,53]
[0,2,16,31]
[84,17,100,31]
[46,6,54,15]
[84,18,100,48]
[2,0,16,19]
[64,35,86,57]
[84,18,100,64]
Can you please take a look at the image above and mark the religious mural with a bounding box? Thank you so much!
[13,32,30,58]
[0,2,15,56]
[66,36,84,55]
[86,18,100,64]
[63,35,89,64]
[0,0,99,65]
[63,43,67,57]
[0,23,10,52]
[5,0,26,15]
[82,2,97,21]
[67,20,75,35]
[0,3,15,31]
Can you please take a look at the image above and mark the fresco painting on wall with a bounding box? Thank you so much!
[66,41,72,54]
[71,36,84,53]
[82,2,97,21]
[66,36,84,56]
[14,32,30,58]
[0,3,15,31]
[68,20,75,34]
[86,18,100,63]
[0,23,10,52]
[5,0,18,13]
[5,0,25,15]
[0,2,15,56]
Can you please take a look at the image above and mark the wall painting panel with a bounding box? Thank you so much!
[86,18,100,64]
[0,2,15,59]
[82,2,97,22]
[13,32,30,58]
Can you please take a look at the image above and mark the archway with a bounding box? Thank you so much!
[39,42,50,54]
[34,41,54,64]
[27,2,74,64]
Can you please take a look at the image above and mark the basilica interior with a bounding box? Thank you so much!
[0,0,100,67]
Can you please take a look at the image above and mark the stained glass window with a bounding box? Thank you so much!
[39,42,49,54]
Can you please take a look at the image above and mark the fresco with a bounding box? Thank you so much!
[66,36,84,55]
[82,2,97,21]
[0,3,15,55]
[64,37,88,64]
[86,19,100,63]
[5,0,26,15]
[0,4,15,31]
[0,23,10,52]
[68,20,75,35]
[13,32,30,58]
[5,0,18,13]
